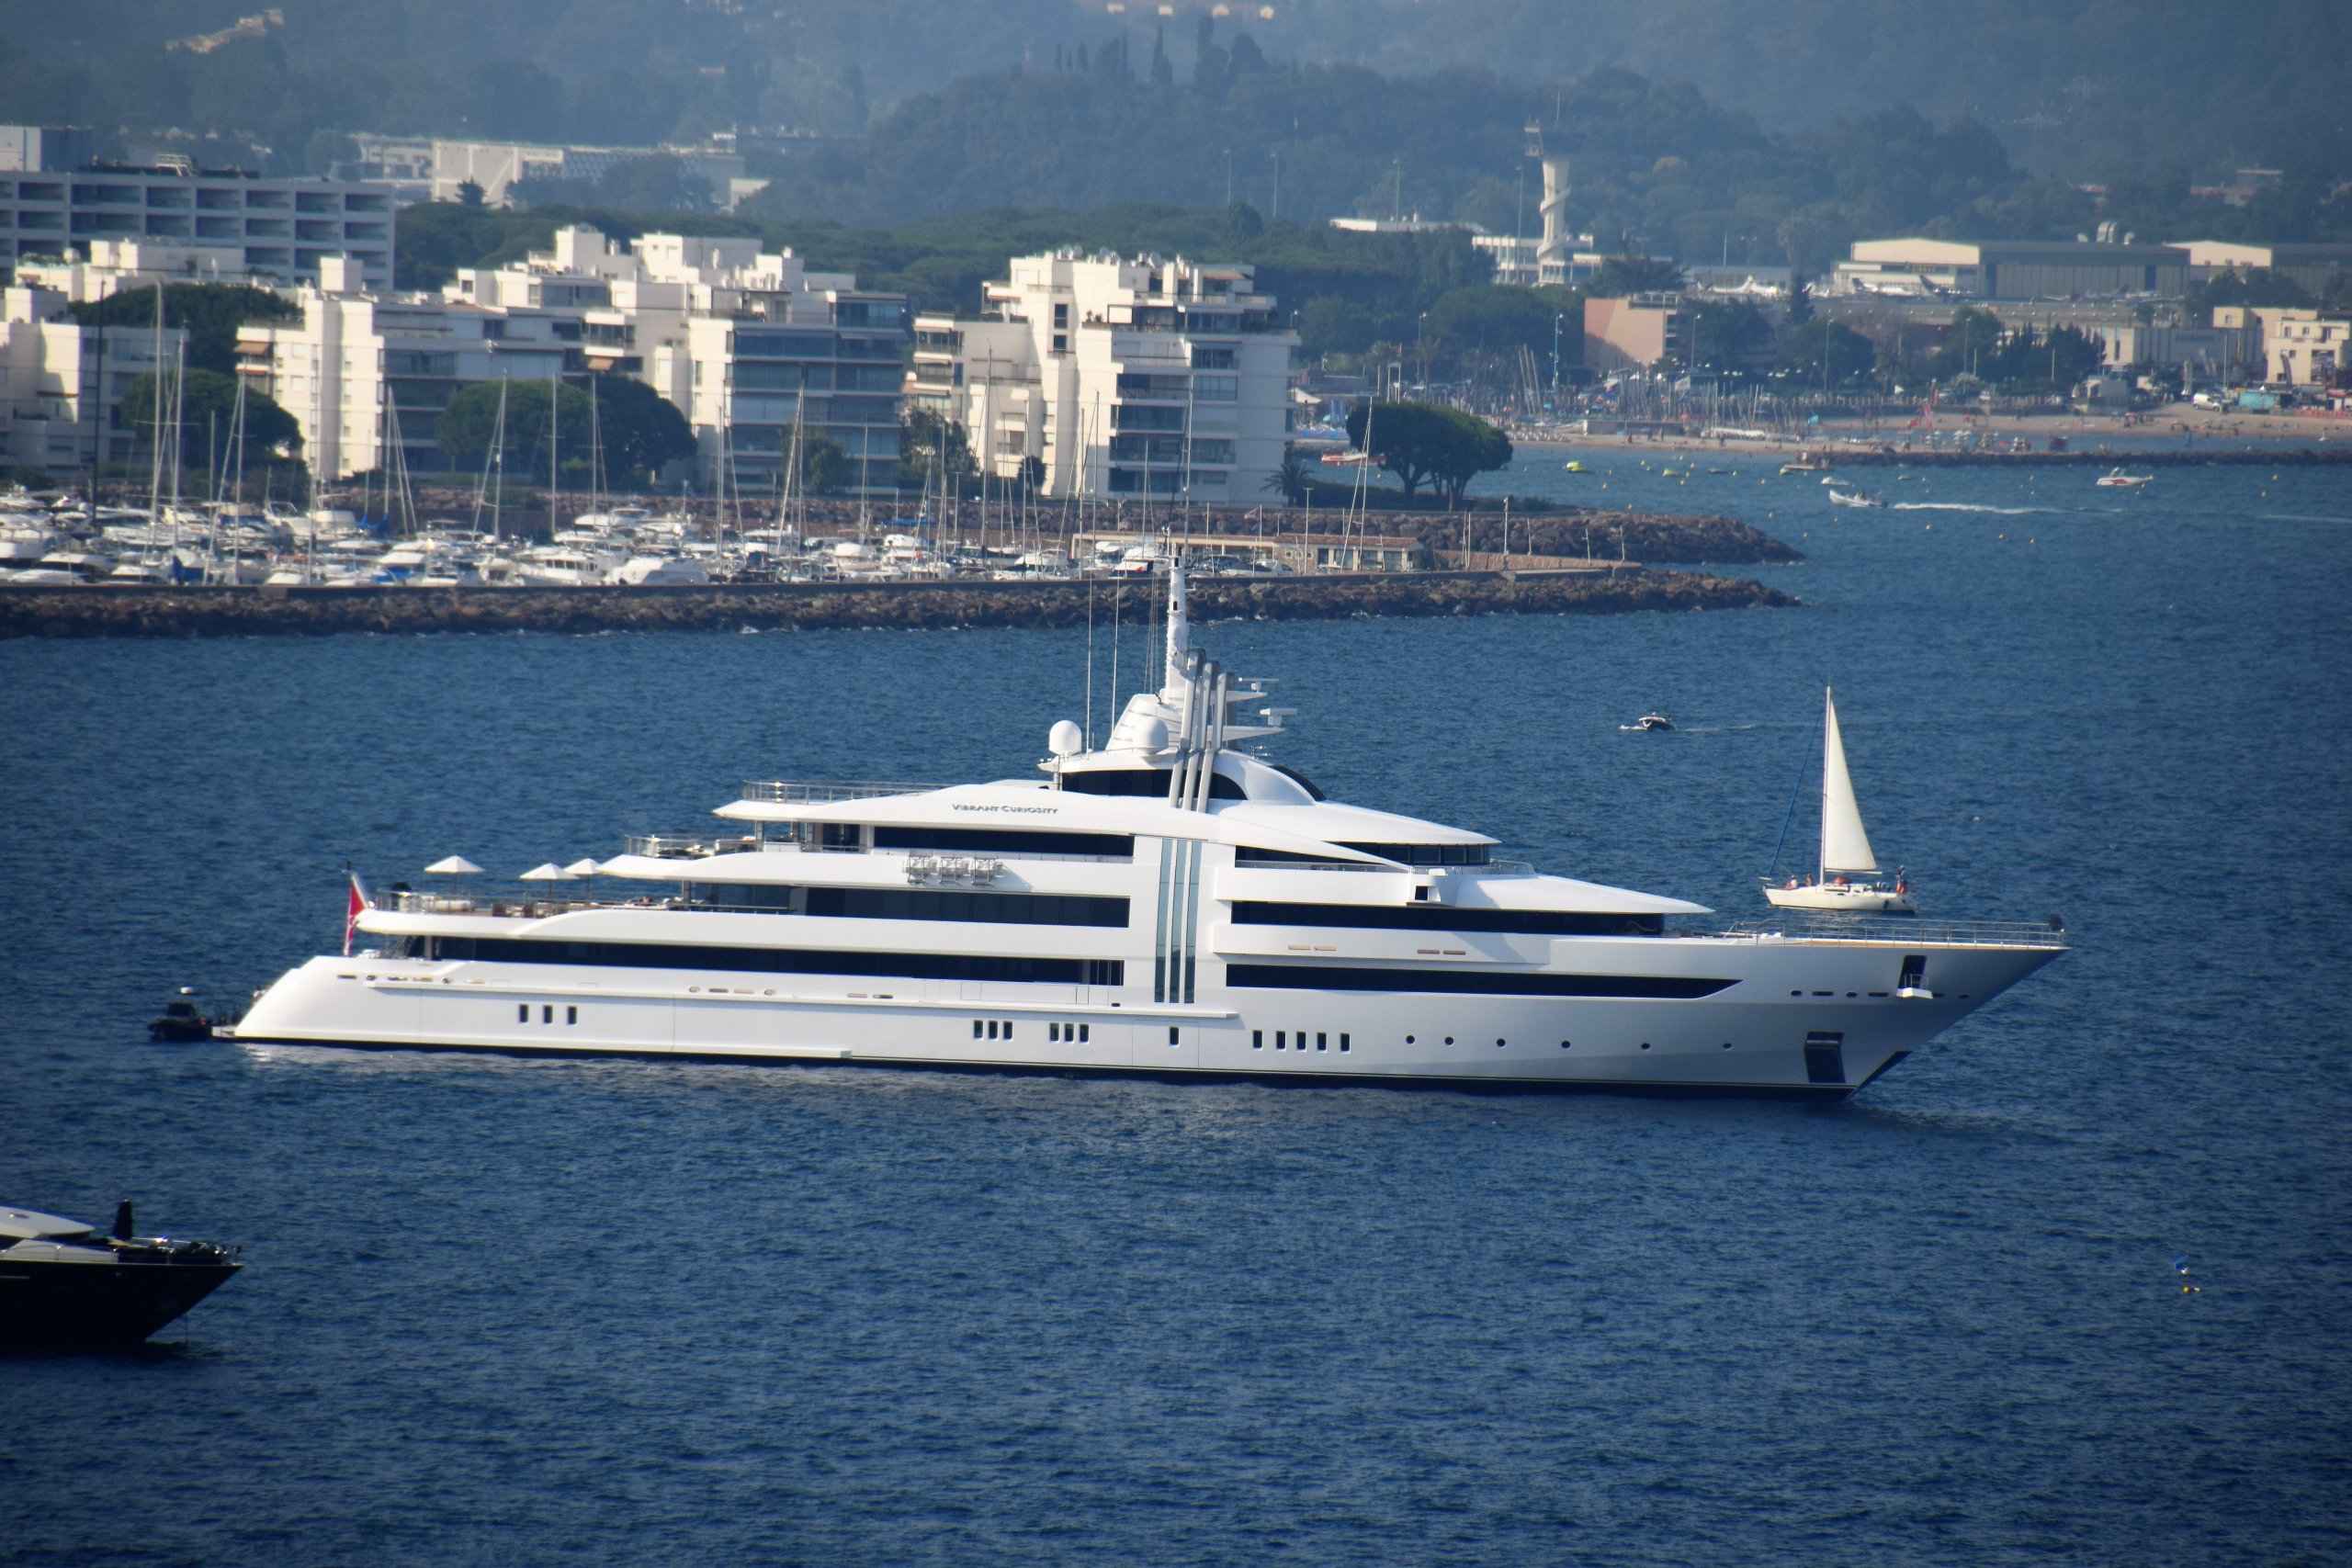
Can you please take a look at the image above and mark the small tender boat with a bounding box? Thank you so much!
[1827,489,1883,509]
[1633,712,1675,732]
[147,987,225,1042]
[1562,461,1590,473]
[1762,688,1917,914]
[2095,468,2154,488]
[0,1201,243,1347]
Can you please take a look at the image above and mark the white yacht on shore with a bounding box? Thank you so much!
[232,568,2063,1097]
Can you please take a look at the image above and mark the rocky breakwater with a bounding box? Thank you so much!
[0,569,1795,640]
[1387,512,1802,566]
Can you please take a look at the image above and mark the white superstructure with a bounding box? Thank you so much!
[234,569,2064,1097]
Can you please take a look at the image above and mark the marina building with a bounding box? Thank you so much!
[235,260,573,482]
[2088,318,2263,386]
[2217,306,2352,388]
[1833,238,2189,301]
[348,135,752,210]
[0,127,394,290]
[0,283,187,473]
[454,225,909,496]
[905,251,1296,504]
[2173,242,2352,299]
[1582,294,1690,373]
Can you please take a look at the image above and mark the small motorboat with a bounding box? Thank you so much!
[1827,489,1883,509]
[2095,468,2154,488]
[147,987,226,1042]
[0,1201,243,1347]
[1562,461,1590,473]
[1633,712,1675,732]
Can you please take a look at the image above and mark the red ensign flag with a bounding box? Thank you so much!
[344,872,371,956]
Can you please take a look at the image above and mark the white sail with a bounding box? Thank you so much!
[1818,687,1879,875]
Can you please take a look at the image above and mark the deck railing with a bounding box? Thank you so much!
[1712,916,2070,948]
[738,779,945,805]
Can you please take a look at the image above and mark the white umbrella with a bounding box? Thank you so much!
[424,855,484,876]
[517,863,571,882]
[564,857,602,900]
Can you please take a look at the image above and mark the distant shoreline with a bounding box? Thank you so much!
[0,569,1797,640]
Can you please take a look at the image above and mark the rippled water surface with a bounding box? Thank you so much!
[5,459,2348,1564]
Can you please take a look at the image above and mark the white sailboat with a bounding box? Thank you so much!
[1762,688,1918,914]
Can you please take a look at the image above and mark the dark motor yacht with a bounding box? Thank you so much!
[1,1201,242,1347]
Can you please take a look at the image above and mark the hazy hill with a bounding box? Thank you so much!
[4,0,2346,185]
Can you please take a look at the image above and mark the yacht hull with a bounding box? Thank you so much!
[233,935,2061,1099]
[0,1259,241,1347]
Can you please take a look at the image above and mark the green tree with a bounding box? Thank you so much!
[119,369,302,468]
[68,284,300,377]
[436,379,587,483]
[1584,255,1687,298]
[433,375,693,489]
[1264,443,1313,504]
[1776,319,1876,386]
[1424,284,1580,358]
[1299,296,1377,356]
[588,374,697,488]
[1928,306,2007,380]
[798,431,854,496]
[1683,299,1772,373]
[1342,400,1511,504]
[895,406,975,491]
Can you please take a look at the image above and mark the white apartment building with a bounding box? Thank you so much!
[2217,306,2352,388]
[0,284,187,474]
[14,238,288,303]
[350,135,746,209]
[236,260,572,482]
[0,129,394,288]
[905,251,1296,504]
[450,225,910,495]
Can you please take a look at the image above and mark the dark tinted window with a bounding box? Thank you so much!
[1232,902,1662,936]
[1061,768,1245,800]
[1235,841,1489,867]
[1227,964,1729,998]
[424,936,1121,987]
[686,884,1127,927]
[873,826,1133,857]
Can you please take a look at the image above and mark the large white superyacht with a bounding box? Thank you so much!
[234,567,2065,1097]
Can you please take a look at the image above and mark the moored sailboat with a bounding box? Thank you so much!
[1763,688,1918,913]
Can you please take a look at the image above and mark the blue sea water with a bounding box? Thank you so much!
[4,458,2348,1564]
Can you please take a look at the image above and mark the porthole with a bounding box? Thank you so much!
[1559,1040,1572,1050]
[1721,1041,1732,1050]
[1639,1041,1652,1051]
[1405,1034,1416,1044]
[1495,1037,1505,1048]
[1443,1036,1453,1046]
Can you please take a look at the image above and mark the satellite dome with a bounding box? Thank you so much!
[1047,719,1084,757]
[1128,716,1170,753]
